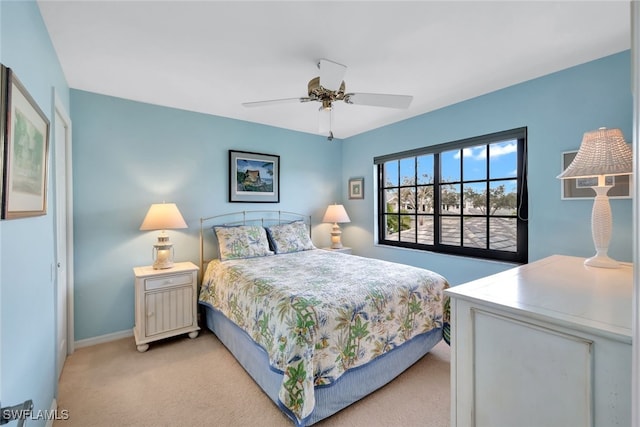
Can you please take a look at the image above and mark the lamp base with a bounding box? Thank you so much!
[152,234,175,269]
[584,253,621,269]
[330,241,343,249]
[585,186,620,269]
[153,259,175,270]
[330,223,343,249]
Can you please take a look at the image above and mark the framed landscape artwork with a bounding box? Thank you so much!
[1,65,50,219]
[561,150,631,200]
[349,177,364,200]
[229,150,280,203]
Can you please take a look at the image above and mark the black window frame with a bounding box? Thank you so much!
[375,127,528,264]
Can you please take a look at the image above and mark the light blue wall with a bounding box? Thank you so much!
[341,51,632,285]
[70,91,342,340]
[0,0,70,424]
[70,50,632,341]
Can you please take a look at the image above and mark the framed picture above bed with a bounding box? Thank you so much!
[229,150,280,203]
[1,65,50,219]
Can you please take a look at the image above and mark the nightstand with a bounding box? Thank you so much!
[321,247,353,254]
[133,261,200,352]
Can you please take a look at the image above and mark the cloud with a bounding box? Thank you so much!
[456,141,517,161]
[489,141,517,158]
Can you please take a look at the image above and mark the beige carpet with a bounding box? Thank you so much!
[55,329,450,427]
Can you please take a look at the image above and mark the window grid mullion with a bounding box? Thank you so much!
[434,153,441,248]
[458,149,463,248]
[395,160,401,242]
[414,157,418,243]
[485,143,491,249]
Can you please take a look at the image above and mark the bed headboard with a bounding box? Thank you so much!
[199,210,312,280]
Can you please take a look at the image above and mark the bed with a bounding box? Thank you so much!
[198,211,450,426]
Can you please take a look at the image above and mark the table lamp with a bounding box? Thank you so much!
[140,202,188,269]
[557,127,633,268]
[322,204,351,249]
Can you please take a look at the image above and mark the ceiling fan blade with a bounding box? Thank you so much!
[319,59,347,91]
[346,93,413,109]
[242,97,310,108]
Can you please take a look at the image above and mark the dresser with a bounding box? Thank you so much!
[133,261,200,352]
[445,255,632,427]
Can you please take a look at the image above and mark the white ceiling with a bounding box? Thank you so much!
[37,1,631,139]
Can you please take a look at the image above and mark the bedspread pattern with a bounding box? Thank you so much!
[199,250,449,423]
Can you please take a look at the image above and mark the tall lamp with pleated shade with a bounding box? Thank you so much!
[322,204,351,249]
[557,127,633,268]
[140,202,188,269]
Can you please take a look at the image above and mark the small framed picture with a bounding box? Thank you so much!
[1,65,50,219]
[229,150,280,203]
[561,150,631,200]
[348,177,364,200]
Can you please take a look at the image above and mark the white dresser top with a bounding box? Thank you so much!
[445,255,633,342]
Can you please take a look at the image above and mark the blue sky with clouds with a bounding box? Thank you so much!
[391,139,518,192]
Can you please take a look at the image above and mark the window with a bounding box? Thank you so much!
[375,128,527,263]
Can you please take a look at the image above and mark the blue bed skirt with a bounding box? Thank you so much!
[200,301,443,426]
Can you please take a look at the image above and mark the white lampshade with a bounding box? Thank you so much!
[322,204,351,224]
[557,128,632,179]
[140,203,187,269]
[557,128,633,269]
[140,203,188,231]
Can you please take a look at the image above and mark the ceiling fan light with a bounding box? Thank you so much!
[320,99,332,111]
[318,108,332,134]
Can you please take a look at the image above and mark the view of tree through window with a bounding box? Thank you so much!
[376,128,528,263]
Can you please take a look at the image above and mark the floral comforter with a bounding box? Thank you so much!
[198,249,449,424]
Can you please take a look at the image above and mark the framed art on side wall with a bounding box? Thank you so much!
[561,150,631,200]
[349,177,364,200]
[1,65,50,219]
[229,150,280,203]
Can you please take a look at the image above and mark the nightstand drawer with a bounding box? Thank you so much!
[145,272,193,291]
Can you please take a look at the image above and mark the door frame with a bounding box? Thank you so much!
[632,2,639,425]
[53,90,74,358]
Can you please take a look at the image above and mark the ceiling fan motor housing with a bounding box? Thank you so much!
[308,77,346,109]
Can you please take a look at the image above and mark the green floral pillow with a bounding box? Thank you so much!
[214,225,274,261]
[265,221,315,254]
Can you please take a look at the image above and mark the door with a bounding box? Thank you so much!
[54,94,73,379]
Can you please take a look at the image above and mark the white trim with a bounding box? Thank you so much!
[632,2,639,426]
[45,398,57,427]
[53,91,75,356]
[75,329,133,349]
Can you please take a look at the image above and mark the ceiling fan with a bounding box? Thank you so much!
[242,59,413,140]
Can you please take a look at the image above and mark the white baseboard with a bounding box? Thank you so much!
[74,329,133,349]
[46,398,56,427]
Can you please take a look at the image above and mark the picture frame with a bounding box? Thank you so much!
[229,150,280,203]
[560,150,631,200]
[348,177,364,200]
[1,65,50,219]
